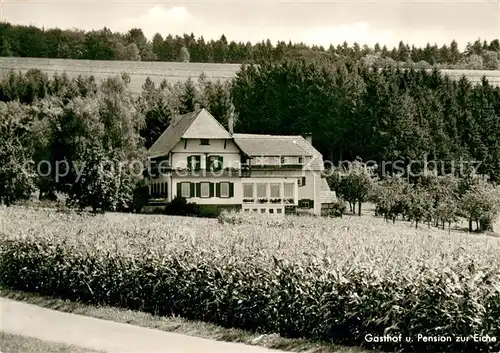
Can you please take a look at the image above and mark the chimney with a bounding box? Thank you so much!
[227,114,234,135]
[170,108,180,126]
[304,132,312,144]
[227,103,236,135]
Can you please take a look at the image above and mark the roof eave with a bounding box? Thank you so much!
[147,152,169,159]
[232,139,251,159]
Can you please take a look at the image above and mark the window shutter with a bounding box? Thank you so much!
[190,182,195,197]
[196,156,201,170]
[207,156,212,171]
[187,156,192,170]
[151,161,157,177]
[229,182,234,197]
[218,156,224,170]
[164,182,168,197]
[177,182,182,197]
[216,183,221,197]
[209,183,215,197]
[196,183,201,197]
[302,176,306,186]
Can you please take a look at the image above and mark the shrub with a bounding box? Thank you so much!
[164,195,201,217]
[130,179,149,213]
[325,200,347,218]
[217,210,245,225]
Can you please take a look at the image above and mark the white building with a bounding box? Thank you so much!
[147,108,335,215]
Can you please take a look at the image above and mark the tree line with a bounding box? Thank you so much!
[326,159,500,233]
[1,58,500,222]
[1,22,500,69]
[232,61,500,183]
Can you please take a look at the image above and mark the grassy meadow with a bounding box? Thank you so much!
[0,332,104,353]
[0,206,499,352]
[0,57,239,93]
[1,57,500,94]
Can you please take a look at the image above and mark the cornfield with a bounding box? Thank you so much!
[0,206,499,352]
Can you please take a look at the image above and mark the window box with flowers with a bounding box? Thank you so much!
[243,198,254,203]
[258,198,269,204]
[284,198,294,204]
[270,198,282,204]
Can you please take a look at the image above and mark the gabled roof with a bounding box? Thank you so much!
[183,109,233,139]
[147,109,324,171]
[148,110,201,158]
[233,133,324,171]
[148,108,233,158]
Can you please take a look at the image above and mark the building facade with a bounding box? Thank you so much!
[147,108,335,215]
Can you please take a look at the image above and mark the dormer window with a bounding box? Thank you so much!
[200,139,210,145]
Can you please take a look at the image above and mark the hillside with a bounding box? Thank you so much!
[2,57,500,93]
[0,57,238,93]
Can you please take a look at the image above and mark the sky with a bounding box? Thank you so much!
[1,0,500,50]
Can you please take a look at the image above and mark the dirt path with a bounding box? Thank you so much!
[0,297,281,353]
